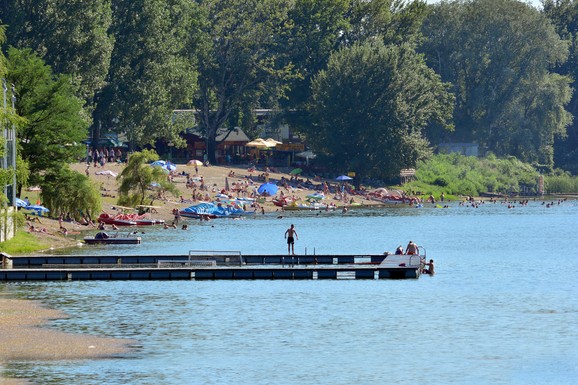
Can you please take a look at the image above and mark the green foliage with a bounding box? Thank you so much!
[0,230,47,254]
[544,171,578,194]
[117,149,178,206]
[7,47,89,187]
[421,0,572,170]
[0,0,114,105]
[543,0,578,173]
[41,166,102,220]
[95,0,201,149]
[308,40,453,182]
[404,153,545,196]
[195,0,296,163]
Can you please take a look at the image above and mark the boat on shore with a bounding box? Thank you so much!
[83,231,142,245]
[97,213,137,226]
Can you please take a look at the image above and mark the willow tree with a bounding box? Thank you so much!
[117,150,178,207]
[308,40,454,182]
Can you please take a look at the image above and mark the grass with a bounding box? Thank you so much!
[0,230,49,254]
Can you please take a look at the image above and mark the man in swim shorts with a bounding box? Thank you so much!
[285,224,298,255]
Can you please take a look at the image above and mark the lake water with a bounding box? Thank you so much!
[2,200,578,384]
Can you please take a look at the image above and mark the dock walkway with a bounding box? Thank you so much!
[0,252,424,281]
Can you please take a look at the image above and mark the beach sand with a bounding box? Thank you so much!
[0,295,132,384]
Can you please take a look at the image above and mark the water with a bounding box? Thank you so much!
[3,201,578,384]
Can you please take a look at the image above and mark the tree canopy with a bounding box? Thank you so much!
[7,47,89,189]
[421,0,572,170]
[308,40,454,181]
[194,0,296,164]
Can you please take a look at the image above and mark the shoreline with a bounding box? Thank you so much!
[0,294,133,384]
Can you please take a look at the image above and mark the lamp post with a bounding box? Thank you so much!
[2,79,7,202]
[10,84,16,208]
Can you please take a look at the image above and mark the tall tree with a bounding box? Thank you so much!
[421,0,571,170]
[194,0,295,164]
[543,0,578,173]
[94,0,201,150]
[0,0,114,105]
[7,47,89,188]
[308,40,453,182]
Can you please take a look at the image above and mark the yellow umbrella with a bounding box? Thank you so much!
[246,138,270,148]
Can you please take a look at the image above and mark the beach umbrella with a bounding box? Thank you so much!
[290,168,303,175]
[257,182,278,196]
[264,138,282,147]
[335,175,353,181]
[16,198,27,207]
[187,159,203,166]
[165,161,177,171]
[151,160,176,172]
[246,138,272,149]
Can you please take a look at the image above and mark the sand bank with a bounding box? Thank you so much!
[0,295,132,383]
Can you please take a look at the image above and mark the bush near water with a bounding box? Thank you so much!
[401,153,578,198]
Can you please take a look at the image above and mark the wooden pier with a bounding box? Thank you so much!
[0,252,424,281]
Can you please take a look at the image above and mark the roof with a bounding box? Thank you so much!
[187,127,250,143]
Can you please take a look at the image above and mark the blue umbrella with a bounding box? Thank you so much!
[16,198,27,207]
[151,160,177,172]
[257,183,278,196]
[335,175,353,181]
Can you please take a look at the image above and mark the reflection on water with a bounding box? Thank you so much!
[5,201,578,384]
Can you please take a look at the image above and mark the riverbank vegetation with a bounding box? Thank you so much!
[402,153,578,197]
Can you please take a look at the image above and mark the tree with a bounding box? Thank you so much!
[543,0,578,173]
[7,47,89,189]
[94,0,201,150]
[0,0,114,105]
[421,0,572,170]
[308,40,453,182]
[194,0,295,164]
[284,0,350,109]
[117,149,178,207]
[41,166,102,220]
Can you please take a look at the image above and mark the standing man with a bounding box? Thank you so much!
[285,224,298,255]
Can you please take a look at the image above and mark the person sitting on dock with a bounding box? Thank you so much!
[395,245,404,255]
[423,259,435,275]
[405,241,418,255]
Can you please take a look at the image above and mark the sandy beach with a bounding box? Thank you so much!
[22,161,383,246]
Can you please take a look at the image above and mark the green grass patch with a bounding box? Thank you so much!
[0,230,49,254]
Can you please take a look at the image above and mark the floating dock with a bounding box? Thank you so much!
[0,252,425,281]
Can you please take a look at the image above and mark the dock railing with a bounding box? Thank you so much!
[188,250,244,265]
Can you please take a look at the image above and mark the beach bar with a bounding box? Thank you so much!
[0,251,425,281]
